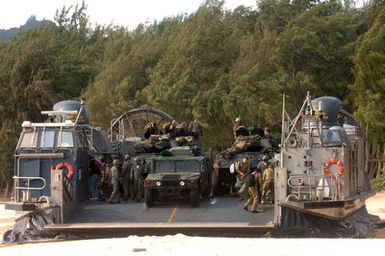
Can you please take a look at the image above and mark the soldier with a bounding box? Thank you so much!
[233,117,249,138]
[243,169,263,212]
[189,119,203,140]
[235,158,250,199]
[175,122,191,137]
[261,163,275,204]
[233,117,242,132]
[132,159,146,202]
[144,122,159,139]
[169,120,179,138]
[257,155,270,174]
[88,156,101,200]
[107,159,121,204]
[99,159,112,200]
[121,154,133,202]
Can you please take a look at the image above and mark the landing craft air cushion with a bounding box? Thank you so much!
[3,94,374,242]
[275,93,371,228]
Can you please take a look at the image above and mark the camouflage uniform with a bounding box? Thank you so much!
[132,161,146,202]
[121,155,133,201]
[107,160,121,203]
[257,158,269,174]
[243,171,263,212]
[262,166,274,204]
[189,119,202,140]
[99,162,112,200]
[235,159,250,199]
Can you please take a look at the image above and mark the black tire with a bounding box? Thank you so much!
[190,189,199,207]
[144,188,154,207]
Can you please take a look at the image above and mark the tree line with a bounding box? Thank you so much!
[1,0,385,185]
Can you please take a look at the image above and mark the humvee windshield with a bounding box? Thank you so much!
[154,160,200,173]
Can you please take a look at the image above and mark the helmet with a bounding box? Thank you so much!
[235,117,241,123]
[124,154,130,160]
[112,159,119,166]
[262,155,269,161]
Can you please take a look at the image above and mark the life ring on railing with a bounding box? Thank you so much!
[323,158,344,177]
[54,162,75,180]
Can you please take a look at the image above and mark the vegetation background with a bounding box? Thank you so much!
[1,0,385,189]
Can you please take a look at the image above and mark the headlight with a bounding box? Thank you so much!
[156,181,161,187]
[180,181,185,186]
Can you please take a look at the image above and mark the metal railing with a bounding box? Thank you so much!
[13,176,46,202]
[286,174,339,202]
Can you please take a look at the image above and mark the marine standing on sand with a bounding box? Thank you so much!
[261,163,275,204]
[107,159,121,204]
[121,154,133,202]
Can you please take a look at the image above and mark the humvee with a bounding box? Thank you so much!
[143,147,211,207]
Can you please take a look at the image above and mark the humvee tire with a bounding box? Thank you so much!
[145,188,154,207]
[190,189,199,207]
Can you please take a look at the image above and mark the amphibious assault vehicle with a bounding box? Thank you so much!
[212,127,278,196]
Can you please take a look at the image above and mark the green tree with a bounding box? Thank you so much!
[351,6,385,144]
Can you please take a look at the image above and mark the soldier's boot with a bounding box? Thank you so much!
[251,198,260,213]
[243,200,250,211]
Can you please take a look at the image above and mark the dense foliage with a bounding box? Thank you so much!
[0,0,384,184]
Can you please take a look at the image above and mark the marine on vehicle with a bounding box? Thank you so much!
[108,106,176,165]
[144,146,211,207]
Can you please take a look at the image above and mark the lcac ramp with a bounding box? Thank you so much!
[45,197,275,238]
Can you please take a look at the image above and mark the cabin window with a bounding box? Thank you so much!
[40,130,55,148]
[323,130,342,146]
[20,132,38,148]
[58,131,74,148]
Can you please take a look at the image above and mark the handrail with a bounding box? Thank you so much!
[287,174,337,201]
[13,176,46,191]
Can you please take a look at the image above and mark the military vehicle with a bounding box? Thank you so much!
[212,127,278,196]
[144,146,211,207]
[274,93,371,228]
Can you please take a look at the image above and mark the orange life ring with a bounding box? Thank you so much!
[55,162,75,180]
[323,158,344,177]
